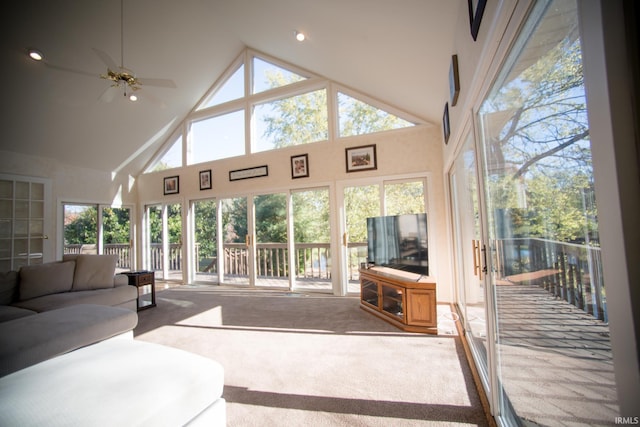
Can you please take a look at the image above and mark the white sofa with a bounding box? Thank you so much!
[0,255,138,323]
[0,303,226,426]
[0,338,226,426]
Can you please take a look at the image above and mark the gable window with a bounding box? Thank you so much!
[254,89,328,152]
[189,109,246,164]
[199,64,245,110]
[150,134,182,171]
[252,57,306,94]
[152,49,422,169]
[338,92,414,137]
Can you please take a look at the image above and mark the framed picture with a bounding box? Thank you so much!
[449,54,460,107]
[163,176,179,195]
[229,165,269,181]
[291,154,309,179]
[199,169,212,190]
[468,0,487,41]
[346,144,377,173]
[443,103,451,144]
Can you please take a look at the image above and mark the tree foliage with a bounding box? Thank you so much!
[481,31,598,245]
[64,206,130,245]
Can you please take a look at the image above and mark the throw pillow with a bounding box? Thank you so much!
[0,271,19,305]
[19,261,75,301]
[72,254,117,291]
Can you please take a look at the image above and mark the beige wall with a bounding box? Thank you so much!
[1,115,452,300]
[137,124,455,300]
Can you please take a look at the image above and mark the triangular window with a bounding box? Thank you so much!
[338,92,414,137]
[149,135,182,172]
[199,64,245,110]
[252,57,306,94]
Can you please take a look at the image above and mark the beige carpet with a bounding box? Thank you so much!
[134,285,488,426]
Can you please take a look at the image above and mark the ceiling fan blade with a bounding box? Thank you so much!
[137,77,177,89]
[99,85,118,103]
[42,62,97,78]
[137,91,167,108]
[92,48,119,70]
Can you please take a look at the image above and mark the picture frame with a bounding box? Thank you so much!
[449,54,460,107]
[468,0,487,41]
[443,103,451,144]
[229,165,269,181]
[291,154,309,179]
[346,144,377,173]
[163,176,179,195]
[199,169,212,190]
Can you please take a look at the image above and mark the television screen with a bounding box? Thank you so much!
[366,213,428,276]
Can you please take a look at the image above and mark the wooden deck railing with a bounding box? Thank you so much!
[64,241,365,281]
[65,239,602,319]
[496,238,605,321]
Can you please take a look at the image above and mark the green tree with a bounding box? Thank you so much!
[195,200,217,266]
[481,34,597,245]
[102,207,130,244]
[64,206,97,245]
[147,204,182,244]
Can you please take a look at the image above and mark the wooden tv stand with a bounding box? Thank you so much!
[359,267,437,334]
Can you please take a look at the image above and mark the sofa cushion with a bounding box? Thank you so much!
[18,261,75,301]
[71,254,117,291]
[11,285,138,313]
[0,305,36,323]
[0,271,18,305]
[0,304,138,377]
[0,339,225,426]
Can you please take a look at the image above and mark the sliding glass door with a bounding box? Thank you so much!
[63,203,132,273]
[341,178,427,293]
[450,132,489,387]
[193,198,218,283]
[292,188,332,292]
[145,203,182,282]
[450,1,617,424]
[220,197,249,286]
[254,192,289,288]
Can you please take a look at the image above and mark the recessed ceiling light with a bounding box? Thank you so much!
[129,94,138,102]
[28,49,43,61]
[294,31,306,42]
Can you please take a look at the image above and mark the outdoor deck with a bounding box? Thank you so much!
[489,283,615,425]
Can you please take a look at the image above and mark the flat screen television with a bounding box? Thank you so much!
[366,213,428,276]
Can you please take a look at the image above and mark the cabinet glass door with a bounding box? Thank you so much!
[360,277,378,307]
[380,283,404,321]
[0,177,47,271]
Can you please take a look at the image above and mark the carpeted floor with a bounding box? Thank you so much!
[134,285,489,426]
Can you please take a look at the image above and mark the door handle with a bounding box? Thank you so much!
[343,232,348,247]
[481,244,488,275]
[472,240,483,279]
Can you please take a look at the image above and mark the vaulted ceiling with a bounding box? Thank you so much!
[0,0,460,175]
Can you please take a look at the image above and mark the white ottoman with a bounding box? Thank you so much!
[0,339,226,426]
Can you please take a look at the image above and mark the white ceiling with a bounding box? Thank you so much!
[0,0,460,175]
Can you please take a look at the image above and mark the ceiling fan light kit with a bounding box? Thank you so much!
[95,0,175,103]
[28,49,43,61]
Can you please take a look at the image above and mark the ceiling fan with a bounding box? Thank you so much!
[95,0,176,102]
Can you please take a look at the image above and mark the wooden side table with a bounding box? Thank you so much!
[124,271,156,311]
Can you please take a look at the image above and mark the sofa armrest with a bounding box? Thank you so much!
[114,274,129,287]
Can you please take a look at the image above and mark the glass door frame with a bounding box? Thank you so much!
[60,201,134,268]
[446,117,500,419]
